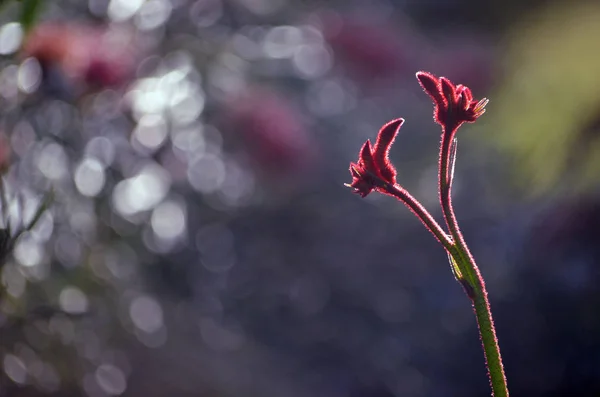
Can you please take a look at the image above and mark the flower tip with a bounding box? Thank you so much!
[360,139,373,155]
[375,118,403,152]
[382,118,405,131]
[415,70,434,80]
[416,71,438,87]
[358,140,375,169]
[416,71,445,107]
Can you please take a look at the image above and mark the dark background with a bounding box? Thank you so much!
[1,0,600,396]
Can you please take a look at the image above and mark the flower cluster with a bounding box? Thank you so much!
[346,72,508,397]
[348,72,487,199]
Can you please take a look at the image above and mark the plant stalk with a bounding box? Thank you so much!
[439,127,508,397]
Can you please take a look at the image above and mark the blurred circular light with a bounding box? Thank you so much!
[306,79,353,116]
[133,114,168,150]
[85,137,116,168]
[164,51,194,74]
[129,295,163,333]
[151,200,186,240]
[187,154,226,193]
[172,124,205,154]
[112,164,171,216]
[3,354,26,384]
[135,0,172,30]
[219,160,255,207]
[30,211,54,242]
[232,33,261,60]
[0,64,19,99]
[18,58,41,94]
[160,69,187,90]
[293,44,332,79]
[38,143,69,180]
[108,0,144,21]
[75,158,106,197]
[14,235,42,267]
[168,89,205,125]
[128,78,168,117]
[54,232,83,268]
[59,286,89,314]
[0,23,23,55]
[190,0,223,27]
[105,244,138,280]
[263,26,302,59]
[95,364,127,395]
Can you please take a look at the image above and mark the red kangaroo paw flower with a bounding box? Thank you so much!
[416,71,488,131]
[347,118,404,197]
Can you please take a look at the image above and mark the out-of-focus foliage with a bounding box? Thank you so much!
[19,0,43,32]
[483,1,600,196]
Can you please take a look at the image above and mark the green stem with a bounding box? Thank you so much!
[450,239,508,397]
[439,127,508,396]
[472,277,508,397]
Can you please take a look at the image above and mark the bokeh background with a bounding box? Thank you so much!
[0,0,599,396]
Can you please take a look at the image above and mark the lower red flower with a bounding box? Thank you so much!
[348,118,403,197]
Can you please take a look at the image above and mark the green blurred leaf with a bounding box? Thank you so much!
[19,0,42,32]
[478,2,600,196]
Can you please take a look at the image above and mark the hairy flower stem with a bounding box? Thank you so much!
[439,128,508,397]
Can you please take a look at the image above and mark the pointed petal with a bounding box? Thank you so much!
[440,77,456,106]
[358,139,376,172]
[374,119,403,156]
[416,71,444,105]
[373,118,403,184]
[455,85,473,103]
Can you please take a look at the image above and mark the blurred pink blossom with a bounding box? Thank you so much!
[224,88,318,181]
[21,22,137,95]
[321,14,414,82]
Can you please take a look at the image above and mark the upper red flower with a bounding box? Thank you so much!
[416,71,488,131]
[348,118,404,197]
